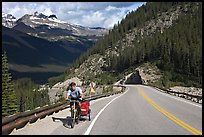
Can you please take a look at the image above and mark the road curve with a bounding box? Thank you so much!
[88,85,202,135]
[11,84,202,135]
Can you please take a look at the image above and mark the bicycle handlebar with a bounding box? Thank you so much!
[66,99,82,103]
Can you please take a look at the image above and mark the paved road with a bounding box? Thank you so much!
[11,85,202,135]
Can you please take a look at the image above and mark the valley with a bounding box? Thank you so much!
[2,12,108,83]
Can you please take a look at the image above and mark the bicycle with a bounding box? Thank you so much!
[68,100,81,128]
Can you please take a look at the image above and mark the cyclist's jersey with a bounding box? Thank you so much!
[67,87,82,99]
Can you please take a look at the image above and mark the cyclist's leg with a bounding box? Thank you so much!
[70,102,74,118]
[76,102,81,117]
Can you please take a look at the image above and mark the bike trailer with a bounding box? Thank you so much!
[80,101,89,116]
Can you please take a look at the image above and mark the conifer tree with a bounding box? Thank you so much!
[2,52,18,117]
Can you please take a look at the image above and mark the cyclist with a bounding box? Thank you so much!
[89,81,96,94]
[66,82,84,118]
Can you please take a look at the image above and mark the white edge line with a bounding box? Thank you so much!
[84,87,128,135]
[142,85,202,108]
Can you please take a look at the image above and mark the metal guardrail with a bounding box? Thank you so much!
[2,85,126,135]
[150,85,202,104]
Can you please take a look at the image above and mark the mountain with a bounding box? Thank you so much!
[2,13,17,28]
[62,2,202,89]
[4,11,108,38]
[2,12,108,84]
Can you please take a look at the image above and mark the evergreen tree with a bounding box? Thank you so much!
[2,52,18,117]
[13,78,50,112]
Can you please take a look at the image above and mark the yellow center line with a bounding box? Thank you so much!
[136,86,202,135]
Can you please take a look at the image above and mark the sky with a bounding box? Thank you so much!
[2,2,146,29]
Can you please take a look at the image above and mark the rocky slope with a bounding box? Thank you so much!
[133,63,162,85]
[170,86,202,96]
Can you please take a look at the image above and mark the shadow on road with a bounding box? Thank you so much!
[52,116,88,129]
[52,116,72,129]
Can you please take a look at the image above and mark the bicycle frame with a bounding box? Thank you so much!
[73,101,77,120]
[69,100,80,128]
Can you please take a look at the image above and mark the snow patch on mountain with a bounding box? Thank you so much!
[2,13,17,28]
[47,17,66,24]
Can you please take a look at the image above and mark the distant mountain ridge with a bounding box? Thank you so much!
[2,11,108,38]
[2,12,108,84]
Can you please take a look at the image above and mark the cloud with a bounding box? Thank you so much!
[2,2,145,28]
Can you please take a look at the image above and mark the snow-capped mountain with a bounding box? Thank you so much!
[2,13,17,28]
[16,12,67,28]
[2,12,108,38]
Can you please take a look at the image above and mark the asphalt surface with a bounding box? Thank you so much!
[11,84,202,135]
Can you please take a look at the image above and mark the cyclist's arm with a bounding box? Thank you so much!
[66,95,72,100]
[80,92,84,98]
[78,87,83,98]
[66,90,71,100]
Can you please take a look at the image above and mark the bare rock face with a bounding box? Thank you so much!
[118,62,161,85]
[72,54,106,79]
[52,77,83,90]
[113,87,122,92]
[136,63,162,85]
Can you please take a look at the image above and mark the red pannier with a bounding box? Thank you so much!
[80,101,89,116]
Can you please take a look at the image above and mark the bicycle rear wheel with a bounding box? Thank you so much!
[88,109,91,121]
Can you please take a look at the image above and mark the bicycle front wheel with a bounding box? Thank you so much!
[70,108,75,128]
[71,118,74,128]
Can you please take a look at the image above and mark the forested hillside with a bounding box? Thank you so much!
[64,2,202,88]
